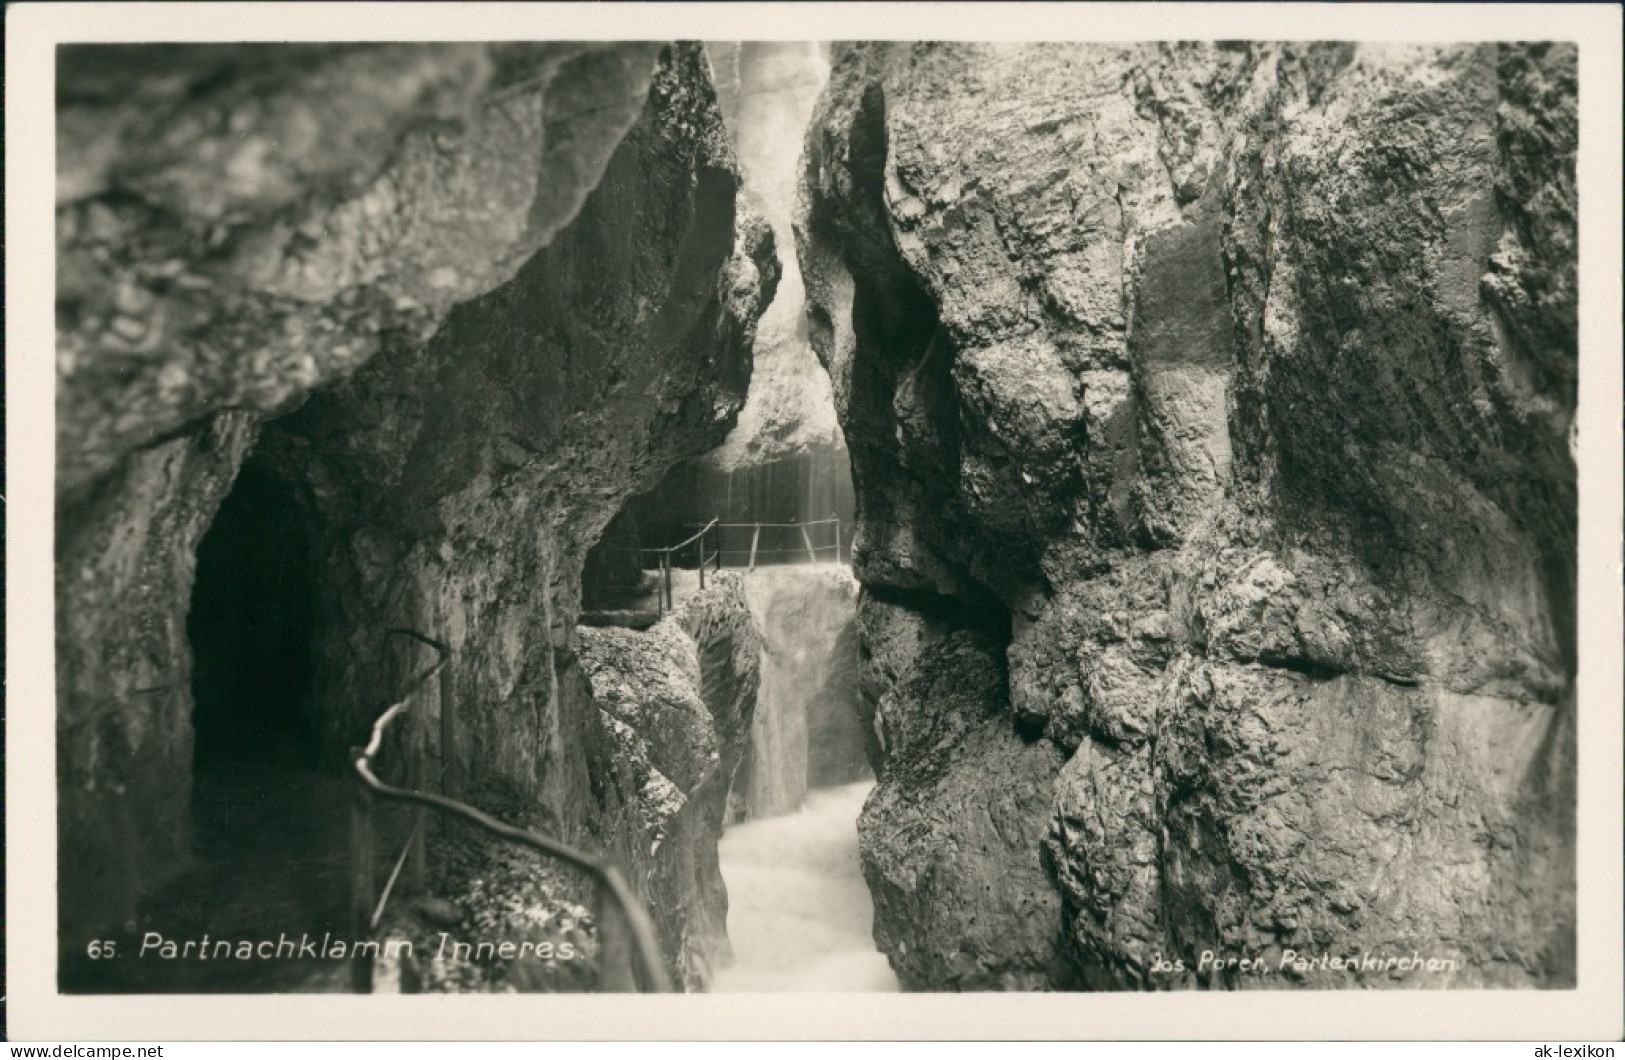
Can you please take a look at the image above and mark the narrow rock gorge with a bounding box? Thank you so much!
[608,42,857,555]
[53,38,1577,996]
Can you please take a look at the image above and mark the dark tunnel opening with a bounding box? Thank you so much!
[188,458,319,773]
[69,453,371,992]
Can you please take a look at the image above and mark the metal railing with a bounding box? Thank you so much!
[349,628,673,992]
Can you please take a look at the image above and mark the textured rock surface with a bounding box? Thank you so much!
[367,577,761,995]
[56,43,661,496]
[55,42,776,950]
[600,43,855,572]
[577,574,763,989]
[799,42,1576,989]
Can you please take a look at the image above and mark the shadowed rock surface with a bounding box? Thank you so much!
[798,41,1575,990]
[53,36,1579,997]
[55,42,778,974]
[733,566,869,820]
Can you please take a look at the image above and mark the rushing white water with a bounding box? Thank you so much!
[714,781,898,991]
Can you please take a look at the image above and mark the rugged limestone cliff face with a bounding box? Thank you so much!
[56,41,777,952]
[799,42,1576,990]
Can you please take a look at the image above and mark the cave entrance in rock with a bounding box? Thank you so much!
[188,458,319,773]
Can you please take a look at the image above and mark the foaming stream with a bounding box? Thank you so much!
[714,781,899,991]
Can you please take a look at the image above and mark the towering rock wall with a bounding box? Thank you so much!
[55,41,777,957]
[798,42,1576,990]
[608,43,854,556]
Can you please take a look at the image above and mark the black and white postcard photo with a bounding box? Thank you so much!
[6,1,1621,1044]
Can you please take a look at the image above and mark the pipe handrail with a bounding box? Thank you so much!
[685,518,842,529]
[353,628,673,992]
[596,544,839,555]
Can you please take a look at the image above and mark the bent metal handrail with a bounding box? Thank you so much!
[352,628,673,993]
[644,516,719,557]
[690,518,841,529]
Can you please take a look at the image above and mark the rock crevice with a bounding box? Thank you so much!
[55,42,777,970]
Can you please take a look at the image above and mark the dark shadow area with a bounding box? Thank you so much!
[60,454,404,993]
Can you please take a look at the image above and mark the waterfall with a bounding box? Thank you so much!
[711,566,895,990]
